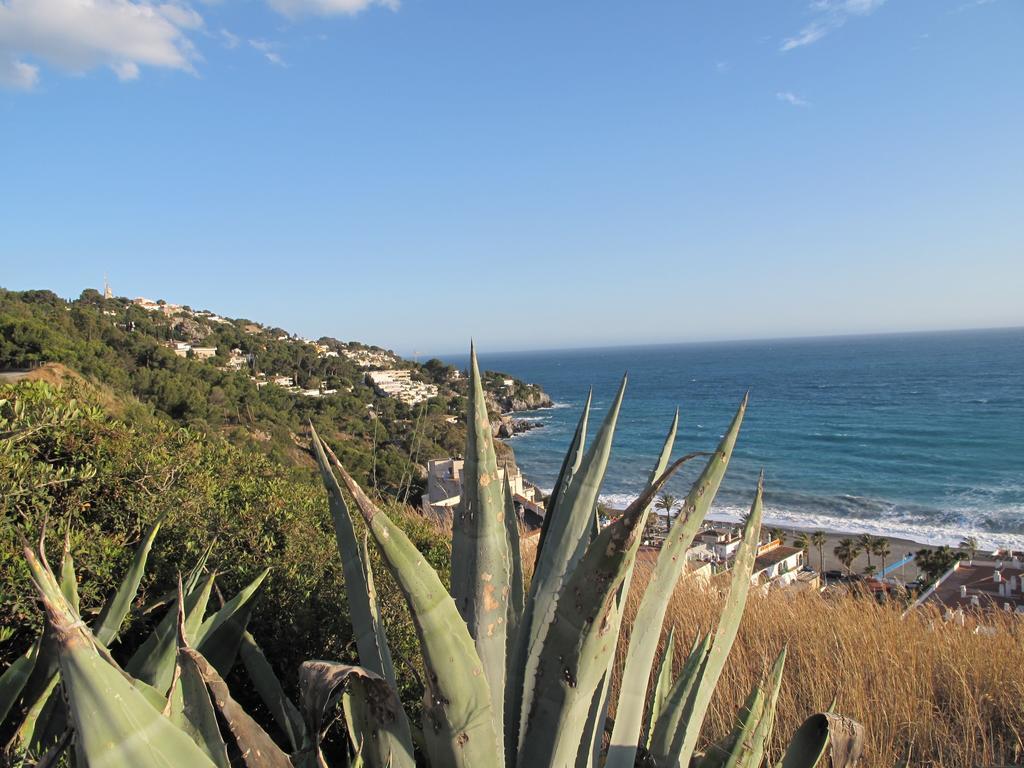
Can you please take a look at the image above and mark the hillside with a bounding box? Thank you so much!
[0,287,550,497]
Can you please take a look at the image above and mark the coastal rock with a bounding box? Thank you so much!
[492,415,543,438]
[509,392,554,411]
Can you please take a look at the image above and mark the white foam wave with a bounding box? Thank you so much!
[594,493,1024,551]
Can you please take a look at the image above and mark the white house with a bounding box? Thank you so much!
[691,527,744,563]
[751,541,806,589]
[420,458,544,527]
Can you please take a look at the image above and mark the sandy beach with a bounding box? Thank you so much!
[763,525,927,579]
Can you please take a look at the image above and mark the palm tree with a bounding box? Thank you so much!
[769,527,786,545]
[864,564,877,578]
[872,537,891,578]
[834,538,859,575]
[959,536,979,562]
[858,534,875,569]
[811,531,827,573]
[655,493,678,535]
[793,531,810,554]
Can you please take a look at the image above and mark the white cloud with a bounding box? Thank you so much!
[781,22,828,51]
[112,60,140,80]
[249,38,285,66]
[266,0,398,19]
[777,91,810,107]
[220,28,240,49]
[782,0,887,51]
[0,55,39,89]
[0,0,203,89]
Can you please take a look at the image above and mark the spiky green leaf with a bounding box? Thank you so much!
[450,344,511,759]
[606,395,747,768]
[518,377,627,754]
[673,472,765,767]
[23,545,219,768]
[333,459,499,768]
[518,452,696,768]
[94,514,165,646]
[239,631,306,753]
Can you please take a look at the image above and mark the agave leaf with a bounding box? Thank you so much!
[588,409,681,767]
[505,388,591,763]
[184,541,216,594]
[194,568,270,677]
[0,637,39,725]
[503,473,525,659]
[298,660,413,768]
[644,626,676,751]
[126,572,215,693]
[59,533,79,614]
[332,459,498,768]
[449,343,510,758]
[502,472,526,765]
[575,679,608,768]
[310,425,396,682]
[606,395,747,768]
[359,532,397,687]
[778,712,865,768]
[536,388,592,559]
[182,646,292,768]
[23,545,219,768]
[10,532,82,757]
[94,513,165,645]
[167,583,230,768]
[700,646,786,768]
[518,452,696,768]
[315,437,419,767]
[673,472,765,767]
[12,670,60,754]
[239,630,306,753]
[646,632,712,764]
[518,377,627,754]
[743,646,788,768]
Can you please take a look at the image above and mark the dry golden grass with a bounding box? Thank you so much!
[614,559,1024,767]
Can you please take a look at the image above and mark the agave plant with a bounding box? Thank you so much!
[3,344,868,767]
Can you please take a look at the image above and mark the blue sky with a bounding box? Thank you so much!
[1,0,1021,354]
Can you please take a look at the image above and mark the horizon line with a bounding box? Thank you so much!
[421,324,1024,361]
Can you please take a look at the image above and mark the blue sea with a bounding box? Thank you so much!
[444,329,1024,550]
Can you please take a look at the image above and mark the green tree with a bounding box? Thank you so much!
[872,537,891,577]
[793,531,810,556]
[915,546,964,585]
[654,492,678,535]
[834,538,860,575]
[959,536,979,562]
[769,527,786,545]
[858,533,875,569]
[811,531,827,573]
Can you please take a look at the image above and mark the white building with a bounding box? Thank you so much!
[690,527,744,563]
[169,341,192,358]
[420,458,544,527]
[750,541,806,589]
[366,370,438,406]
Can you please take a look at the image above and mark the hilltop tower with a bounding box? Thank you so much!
[103,275,113,300]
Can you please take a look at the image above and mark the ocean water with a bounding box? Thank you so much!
[445,329,1024,550]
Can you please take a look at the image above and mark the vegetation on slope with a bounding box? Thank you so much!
[0,287,542,494]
